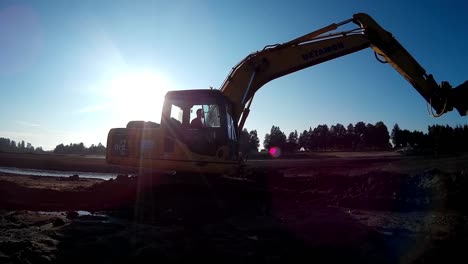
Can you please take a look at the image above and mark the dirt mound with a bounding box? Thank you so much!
[242,168,468,211]
[0,174,138,212]
[331,169,468,211]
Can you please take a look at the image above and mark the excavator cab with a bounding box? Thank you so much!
[106,89,240,173]
[161,89,239,159]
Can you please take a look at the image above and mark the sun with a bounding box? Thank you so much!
[108,69,171,123]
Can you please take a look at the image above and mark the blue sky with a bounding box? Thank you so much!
[0,0,467,150]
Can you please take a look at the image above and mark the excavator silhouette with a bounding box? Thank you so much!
[106,13,468,174]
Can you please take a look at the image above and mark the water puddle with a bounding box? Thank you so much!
[38,210,93,217]
[37,210,114,223]
[0,166,118,180]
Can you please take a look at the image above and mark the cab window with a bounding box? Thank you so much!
[189,104,221,128]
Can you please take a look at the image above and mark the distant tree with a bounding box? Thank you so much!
[306,127,316,150]
[314,124,330,150]
[77,143,85,153]
[411,130,426,148]
[345,123,355,150]
[11,141,16,152]
[88,142,106,154]
[35,147,44,153]
[330,123,346,149]
[239,129,260,156]
[54,143,65,154]
[53,142,105,155]
[374,121,390,149]
[285,130,299,153]
[0,138,11,152]
[298,130,309,150]
[248,130,260,153]
[396,129,411,147]
[426,124,462,154]
[391,123,402,148]
[97,143,106,154]
[263,126,287,151]
[263,133,270,150]
[354,122,367,149]
[363,123,376,148]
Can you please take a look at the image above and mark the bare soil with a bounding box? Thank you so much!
[1,151,468,263]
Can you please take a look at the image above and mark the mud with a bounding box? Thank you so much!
[1,152,468,263]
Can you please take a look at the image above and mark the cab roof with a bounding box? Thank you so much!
[164,89,225,100]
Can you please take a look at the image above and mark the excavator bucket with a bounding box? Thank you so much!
[452,81,468,116]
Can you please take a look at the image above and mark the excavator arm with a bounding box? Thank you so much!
[220,13,468,132]
[353,13,468,117]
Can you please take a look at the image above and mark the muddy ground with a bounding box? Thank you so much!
[1,152,468,263]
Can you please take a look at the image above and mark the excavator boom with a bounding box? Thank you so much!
[220,33,371,121]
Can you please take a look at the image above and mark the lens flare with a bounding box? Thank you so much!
[269,147,281,158]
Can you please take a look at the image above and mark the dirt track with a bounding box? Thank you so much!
[1,152,468,263]
[1,151,466,175]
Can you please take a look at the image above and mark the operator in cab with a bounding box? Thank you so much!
[191,109,204,128]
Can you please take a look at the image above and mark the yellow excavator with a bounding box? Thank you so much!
[106,13,468,174]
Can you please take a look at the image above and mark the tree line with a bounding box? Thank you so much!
[391,124,468,155]
[239,121,468,156]
[258,121,391,153]
[0,137,45,153]
[3,122,467,156]
[53,142,106,155]
[0,137,107,155]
